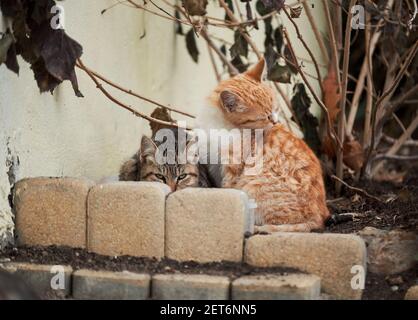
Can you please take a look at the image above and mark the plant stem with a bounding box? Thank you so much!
[335,0,357,195]
[302,1,329,62]
[77,59,192,130]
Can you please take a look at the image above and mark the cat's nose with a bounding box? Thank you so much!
[268,112,279,124]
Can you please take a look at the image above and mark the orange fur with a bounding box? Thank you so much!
[206,59,330,233]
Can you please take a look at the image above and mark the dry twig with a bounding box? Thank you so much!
[77,59,192,130]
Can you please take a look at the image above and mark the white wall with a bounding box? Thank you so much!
[0,1,328,247]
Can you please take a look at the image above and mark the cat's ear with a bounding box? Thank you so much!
[220,90,246,113]
[140,135,157,163]
[245,58,266,82]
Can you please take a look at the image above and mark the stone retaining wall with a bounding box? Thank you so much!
[1,262,322,300]
[11,177,368,299]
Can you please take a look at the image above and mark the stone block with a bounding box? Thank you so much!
[87,182,170,258]
[14,177,94,248]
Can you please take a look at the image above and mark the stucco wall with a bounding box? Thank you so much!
[0,1,328,247]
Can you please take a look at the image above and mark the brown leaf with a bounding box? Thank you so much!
[291,83,321,155]
[6,38,19,74]
[322,63,341,124]
[182,0,208,16]
[0,0,23,18]
[185,29,199,63]
[31,59,61,93]
[289,6,303,18]
[260,0,285,12]
[150,107,176,137]
[321,135,336,159]
[0,32,14,65]
[343,139,364,172]
[31,22,83,97]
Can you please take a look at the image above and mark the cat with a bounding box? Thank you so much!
[119,127,212,191]
[197,58,330,233]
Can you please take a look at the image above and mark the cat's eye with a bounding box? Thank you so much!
[155,174,166,182]
[177,174,187,181]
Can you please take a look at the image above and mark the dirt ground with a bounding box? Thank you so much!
[324,171,418,300]
[326,172,418,233]
[0,245,298,279]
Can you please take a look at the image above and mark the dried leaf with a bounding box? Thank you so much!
[0,0,84,96]
[0,32,14,65]
[150,107,176,137]
[185,29,199,63]
[31,59,62,94]
[256,0,272,15]
[323,136,365,172]
[265,45,291,83]
[322,63,341,124]
[269,64,292,83]
[31,22,83,97]
[220,44,227,57]
[245,1,252,20]
[274,26,284,53]
[0,29,18,74]
[182,0,208,16]
[230,30,248,59]
[321,135,335,159]
[260,0,285,12]
[0,0,23,18]
[284,44,298,74]
[12,13,38,64]
[30,0,56,25]
[289,5,303,18]
[263,18,274,48]
[343,139,364,172]
[291,83,321,155]
[231,55,248,73]
[175,10,184,35]
[5,38,19,74]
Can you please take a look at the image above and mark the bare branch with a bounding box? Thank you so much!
[372,113,418,176]
[331,175,384,203]
[336,0,357,194]
[75,63,195,119]
[77,59,192,130]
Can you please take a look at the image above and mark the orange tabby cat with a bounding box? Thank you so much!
[198,59,330,233]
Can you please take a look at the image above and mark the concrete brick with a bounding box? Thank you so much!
[72,269,150,300]
[1,262,72,299]
[14,177,94,248]
[87,182,170,258]
[165,188,249,263]
[231,274,321,300]
[152,274,230,300]
[405,285,418,300]
[244,233,367,300]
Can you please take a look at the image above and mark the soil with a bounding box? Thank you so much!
[325,173,418,234]
[0,245,299,280]
[363,268,418,300]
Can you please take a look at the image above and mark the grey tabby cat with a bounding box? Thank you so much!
[119,128,213,191]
